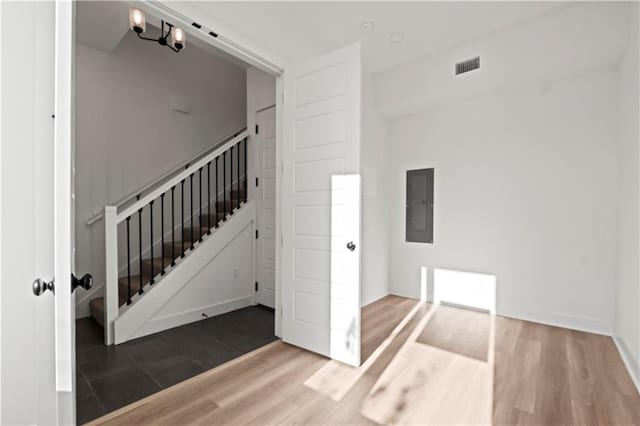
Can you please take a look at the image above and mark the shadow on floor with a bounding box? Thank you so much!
[76,306,276,424]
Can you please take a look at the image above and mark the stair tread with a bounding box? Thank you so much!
[117,274,149,295]
[182,226,211,243]
[89,295,127,327]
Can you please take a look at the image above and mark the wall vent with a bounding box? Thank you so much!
[455,56,480,75]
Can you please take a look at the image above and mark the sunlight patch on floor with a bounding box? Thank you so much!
[304,300,427,401]
[360,304,496,425]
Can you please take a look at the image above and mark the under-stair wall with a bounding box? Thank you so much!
[113,202,256,343]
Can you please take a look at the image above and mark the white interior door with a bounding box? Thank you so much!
[256,106,277,308]
[281,43,362,366]
[0,1,75,424]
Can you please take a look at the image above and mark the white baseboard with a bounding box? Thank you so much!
[130,295,254,341]
[613,337,640,395]
[498,306,612,336]
[361,291,391,308]
[389,289,612,336]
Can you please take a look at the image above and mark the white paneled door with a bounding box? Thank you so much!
[256,106,277,308]
[0,1,75,423]
[281,43,362,366]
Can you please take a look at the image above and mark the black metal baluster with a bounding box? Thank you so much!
[138,208,144,295]
[243,138,248,203]
[161,193,165,275]
[126,216,132,305]
[223,151,227,221]
[230,145,234,212]
[171,186,176,266]
[207,162,211,235]
[198,167,203,243]
[181,179,185,258]
[149,200,154,285]
[190,173,194,249]
[215,157,219,228]
[236,142,242,207]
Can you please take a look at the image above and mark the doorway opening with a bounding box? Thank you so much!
[73,2,278,422]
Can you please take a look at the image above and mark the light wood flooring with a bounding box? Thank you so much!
[89,295,640,425]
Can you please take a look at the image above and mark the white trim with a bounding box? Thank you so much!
[0,1,3,418]
[388,290,613,336]
[54,0,74,394]
[614,337,640,395]
[274,77,284,338]
[498,306,612,336]
[254,106,277,310]
[104,206,118,344]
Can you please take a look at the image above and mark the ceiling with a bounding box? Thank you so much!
[76,1,130,53]
[187,1,569,73]
[76,1,249,68]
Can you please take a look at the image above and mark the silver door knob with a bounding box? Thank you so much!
[346,241,356,251]
[32,278,54,296]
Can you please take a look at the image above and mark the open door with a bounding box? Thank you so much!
[0,1,76,423]
[281,43,362,366]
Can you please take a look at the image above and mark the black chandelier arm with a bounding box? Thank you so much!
[137,33,157,42]
[167,44,181,53]
[163,21,174,40]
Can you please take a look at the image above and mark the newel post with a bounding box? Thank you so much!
[104,206,118,345]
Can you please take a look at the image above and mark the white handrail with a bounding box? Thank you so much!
[115,129,248,224]
[85,126,247,227]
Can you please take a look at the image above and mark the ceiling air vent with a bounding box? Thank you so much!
[455,56,480,76]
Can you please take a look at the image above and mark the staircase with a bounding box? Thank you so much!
[95,130,250,344]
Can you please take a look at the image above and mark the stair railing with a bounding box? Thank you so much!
[103,129,249,344]
[86,126,247,227]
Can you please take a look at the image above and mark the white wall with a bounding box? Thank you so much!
[360,73,390,306]
[378,3,627,334]
[386,70,618,334]
[141,224,254,334]
[75,30,247,316]
[614,2,640,389]
[375,2,629,118]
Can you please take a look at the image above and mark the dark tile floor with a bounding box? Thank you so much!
[76,306,276,424]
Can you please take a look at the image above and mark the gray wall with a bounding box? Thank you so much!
[614,2,640,386]
[75,31,247,316]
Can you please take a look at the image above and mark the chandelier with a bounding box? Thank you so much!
[129,8,186,53]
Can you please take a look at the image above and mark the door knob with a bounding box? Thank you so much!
[72,273,93,292]
[346,241,356,251]
[33,278,54,296]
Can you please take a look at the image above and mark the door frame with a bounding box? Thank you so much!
[254,105,277,310]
